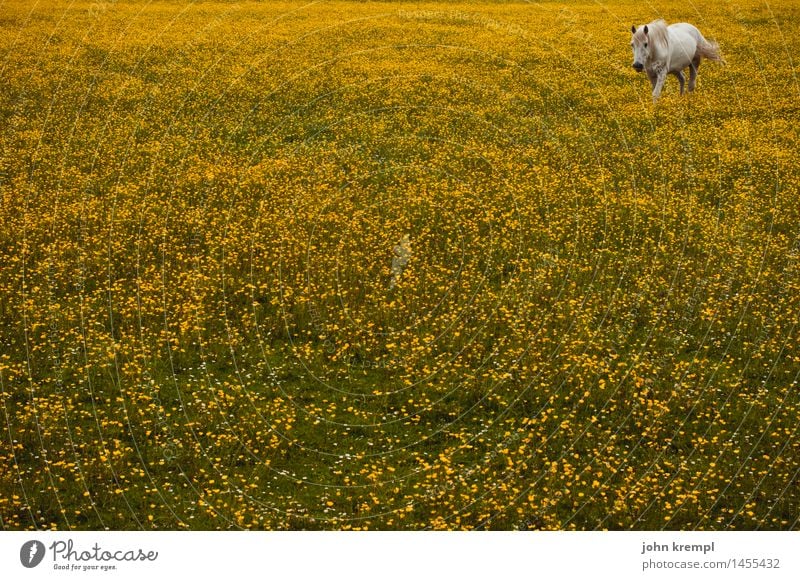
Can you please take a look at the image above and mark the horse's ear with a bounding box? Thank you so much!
[631,25,636,34]
[643,25,649,35]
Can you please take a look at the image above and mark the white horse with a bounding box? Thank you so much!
[630,19,722,103]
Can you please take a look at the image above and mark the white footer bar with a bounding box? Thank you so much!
[2,531,797,579]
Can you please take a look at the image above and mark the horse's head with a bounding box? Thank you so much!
[630,24,651,72]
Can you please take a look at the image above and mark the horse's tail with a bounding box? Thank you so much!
[697,35,724,63]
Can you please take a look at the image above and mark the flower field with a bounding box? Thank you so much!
[1,0,799,530]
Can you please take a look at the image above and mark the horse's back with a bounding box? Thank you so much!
[669,22,702,42]
[667,22,701,69]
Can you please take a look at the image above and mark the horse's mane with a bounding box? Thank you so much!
[647,19,670,52]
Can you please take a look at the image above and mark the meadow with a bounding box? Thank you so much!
[0,0,798,530]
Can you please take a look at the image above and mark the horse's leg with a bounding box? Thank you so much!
[672,70,686,95]
[652,69,667,103]
[647,70,658,90]
[688,56,701,92]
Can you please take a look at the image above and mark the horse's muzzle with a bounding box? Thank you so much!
[632,62,644,72]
